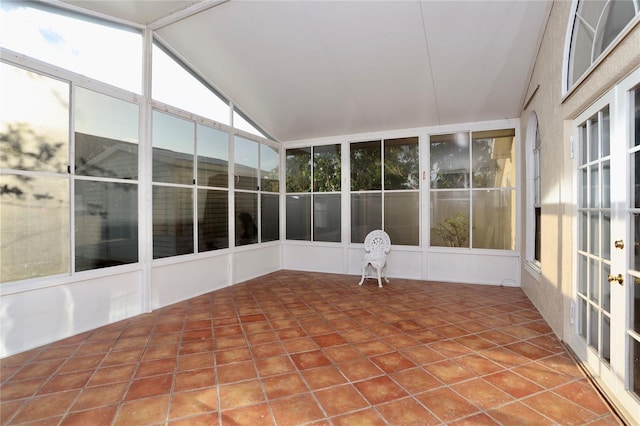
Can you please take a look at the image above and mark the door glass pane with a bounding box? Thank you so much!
[235,192,258,246]
[634,214,640,270]
[75,181,138,271]
[314,144,341,192]
[602,212,611,260]
[75,87,139,179]
[633,338,640,395]
[578,254,587,295]
[234,137,258,191]
[589,258,599,304]
[286,194,311,241]
[261,193,279,243]
[589,114,599,162]
[152,111,194,185]
[590,165,599,208]
[472,189,515,250]
[0,174,69,282]
[580,168,588,208]
[286,147,311,193]
[430,191,469,248]
[384,137,419,190]
[0,63,69,173]
[602,262,611,313]
[261,144,279,193]
[602,314,610,364]
[602,160,610,208]
[351,193,382,243]
[579,297,587,338]
[198,189,228,251]
[430,133,469,189]
[589,212,600,255]
[589,304,598,350]
[634,275,640,333]
[351,141,381,191]
[384,192,419,246]
[314,194,340,243]
[580,212,588,252]
[197,125,228,188]
[601,106,610,157]
[635,152,640,209]
[579,124,588,165]
[152,186,193,258]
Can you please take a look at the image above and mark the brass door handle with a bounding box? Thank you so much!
[614,240,624,249]
[607,274,624,285]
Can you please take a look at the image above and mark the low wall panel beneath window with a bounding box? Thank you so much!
[0,271,143,358]
[151,256,230,309]
[427,251,520,286]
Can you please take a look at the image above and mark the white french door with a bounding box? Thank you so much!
[571,68,640,423]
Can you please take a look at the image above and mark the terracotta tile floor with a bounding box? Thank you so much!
[0,271,623,425]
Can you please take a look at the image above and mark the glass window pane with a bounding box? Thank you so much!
[602,314,610,363]
[152,111,194,185]
[0,2,142,93]
[75,87,138,179]
[235,192,258,246]
[75,181,137,271]
[385,192,419,246]
[286,147,311,193]
[589,304,598,350]
[234,137,259,191]
[384,137,419,190]
[430,133,469,189]
[233,110,266,138]
[153,186,193,259]
[589,258,599,304]
[314,144,341,192]
[579,296,587,338]
[472,189,515,250]
[286,194,311,241]
[634,276,640,333]
[314,194,341,243]
[351,193,382,243]
[351,141,381,191]
[261,193,279,243]
[580,168,588,208]
[198,189,228,251]
[0,174,69,282]
[597,0,635,56]
[430,191,469,248]
[632,338,640,395]
[1,63,69,173]
[152,44,228,124]
[602,160,610,208]
[197,125,228,188]
[261,144,279,193]
[472,129,515,189]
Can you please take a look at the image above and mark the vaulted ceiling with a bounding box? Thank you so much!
[63,0,552,142]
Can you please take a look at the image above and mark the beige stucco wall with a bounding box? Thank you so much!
[519,2,640,341]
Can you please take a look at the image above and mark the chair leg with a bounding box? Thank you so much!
[376,267,383,288]
[383,265,389,283]
[358,263,366,285]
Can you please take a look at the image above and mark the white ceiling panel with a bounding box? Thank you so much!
[61,0,551,142]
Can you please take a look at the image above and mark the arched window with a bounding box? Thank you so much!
[566,0,639,91]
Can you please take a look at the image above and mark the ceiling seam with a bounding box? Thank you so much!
[148,0,231,30]
[418,0,441,126]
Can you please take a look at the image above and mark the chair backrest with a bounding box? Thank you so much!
[363,230,391,256]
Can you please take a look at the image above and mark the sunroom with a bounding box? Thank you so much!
[1,0,640,423]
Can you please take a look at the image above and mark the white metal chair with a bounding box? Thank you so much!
[358,230,391,288]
